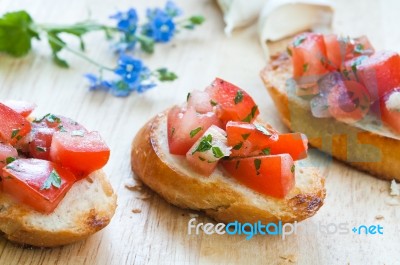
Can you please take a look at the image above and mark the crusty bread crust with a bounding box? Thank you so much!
[131,112,325,224]
[260,52,400,181]
[0,170,117,247]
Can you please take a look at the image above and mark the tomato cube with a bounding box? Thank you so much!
[380,89,400,134]
[50,131,110,178]
[222,154,295,198]
[0,103,31,145]
[2,159,76,213]
[1,100,37,117]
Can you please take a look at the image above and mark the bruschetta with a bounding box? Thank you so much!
[131,78,325,224]
[0,101,117,247]
[261,33,400,181]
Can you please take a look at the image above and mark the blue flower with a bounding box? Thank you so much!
[165,1,182,17]
[84,73,112,92]
[143,8,176,43]
[110,8,138,34]
[114,54,143,84]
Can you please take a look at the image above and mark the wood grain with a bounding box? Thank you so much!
[0,0,399,264]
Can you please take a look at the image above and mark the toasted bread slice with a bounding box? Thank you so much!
[0,170,117,247]
[260,52,400,181]
[131,111,325,224]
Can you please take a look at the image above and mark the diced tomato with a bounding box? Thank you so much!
[0,143,18,174]
[1,100,37,117]
[186,125,231,176]
[288,33,329,96]
[226,121,278,157]
[33,114,87,133]
[379,89,400,134]
[29,127,55,160]
[50,131,110,178]
[222,154,295,198]
[0,103,31,145]
[354,51,400,100]
[205,78,259,123]
[324,35,374,71]
[187,90,213,114]
[268,133,308,160]
[2,159,76,213]
[167,106,222,155]
[327,80,371,123]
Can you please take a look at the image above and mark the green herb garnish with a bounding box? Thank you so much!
[241,133,250,140]
[354,43,364,54]
[187,92,191,102]
[254,159,261,175]
[11,129,20,139]
[242,105,258,122]
[293,35,306,47]
[291,165,296,173]
[212,146,224,158]
[232,142,243,150]
[262,148,270,155]
[36,146,46,152]
[286,47,292,56]
[40,169,62,190]
[190,127,202,138]
[234,90,243,104]
[210,100,217,106]
[192,134,213,154]
[5,157,16,164]
[303,63,309,73]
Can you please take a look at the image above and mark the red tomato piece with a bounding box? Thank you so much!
[0,103,31,145]
[0,143,18,175]
[2,159,76,213]
[226,121,278,157]
[1,100,37,117]
[186,125,231,176]
[29,127,55,160]
[222,154,295,198]
[380,89,400,134]
[268,133,308,161]
[205,78,259,123]
[167,106,222,155]
[327,80,371,123]
[32,114,87,133]
[50,131,110,178]
[288,33,329,96]
[355,51,400,100]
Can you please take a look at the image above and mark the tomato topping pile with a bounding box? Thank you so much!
[168,78,309,198]
[0,101,110,213]
[288,33,400,133]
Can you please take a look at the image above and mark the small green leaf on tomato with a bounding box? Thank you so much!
[187,92,191,102]
[241,133,250,140]
[212,146,224,158]
[303,63,309,73]
[210,100,218,106]
[293,35,306,47]
[262,148,271,155]
[36,146,46,152]
[234,90,243,105]
[11,129,20,139]
[192,134,213,154]
[232,142,243,150]
[291,165,295,173]
[254,158,261,175]
[190,127,202,138]
[40,169,62,190]
[5,157,16,164]
[286,47,292,56]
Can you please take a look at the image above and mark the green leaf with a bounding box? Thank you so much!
[190,127,202,138]
[262,148,270,155]
[234,90,243,104]
[241,133,250,140]
[40,169,62,190]
[189,16,205,25]
[232,142,243,150]
[156,68,178,81]
[0,11,38,57]
[293,35,306,47]
[11,129,20,139]
[254,159,261,175]
[47,32,69,68]
[192,134,213,154]
[5,157,16,164]
[137,34,154,54]
[212,146,224,158]
[52,53,69,68]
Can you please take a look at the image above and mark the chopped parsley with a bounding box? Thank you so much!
[190,127,202,138]
[234,90,243,105]
[210,100,218,106]
[291,165,296,173]
[71,130,85,137]
[242,105,258,122]
[232,142,243,150]
[254,124,271,136]
[286,47,292,56]
[11,129,20,139]
[303,63,309,73]
[40,169,62,190]
[235,160,240,169]
[192,134,213,154]
[254,159,261,175]
[5,157,16,164]
[261,148,270,155]
[241,133,250,140]
[293,35,306,47]
[36,146,46,152]
[187,92,191,102]
[199,156,206,161]
[354,43,364,54]
[33,113,61,124]
[212,146,224,158]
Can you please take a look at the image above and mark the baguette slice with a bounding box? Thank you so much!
[261,52,400,181]
[0,170,117,247]
[131,111,325,224]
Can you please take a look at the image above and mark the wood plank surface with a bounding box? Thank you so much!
[0,0,399,264]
